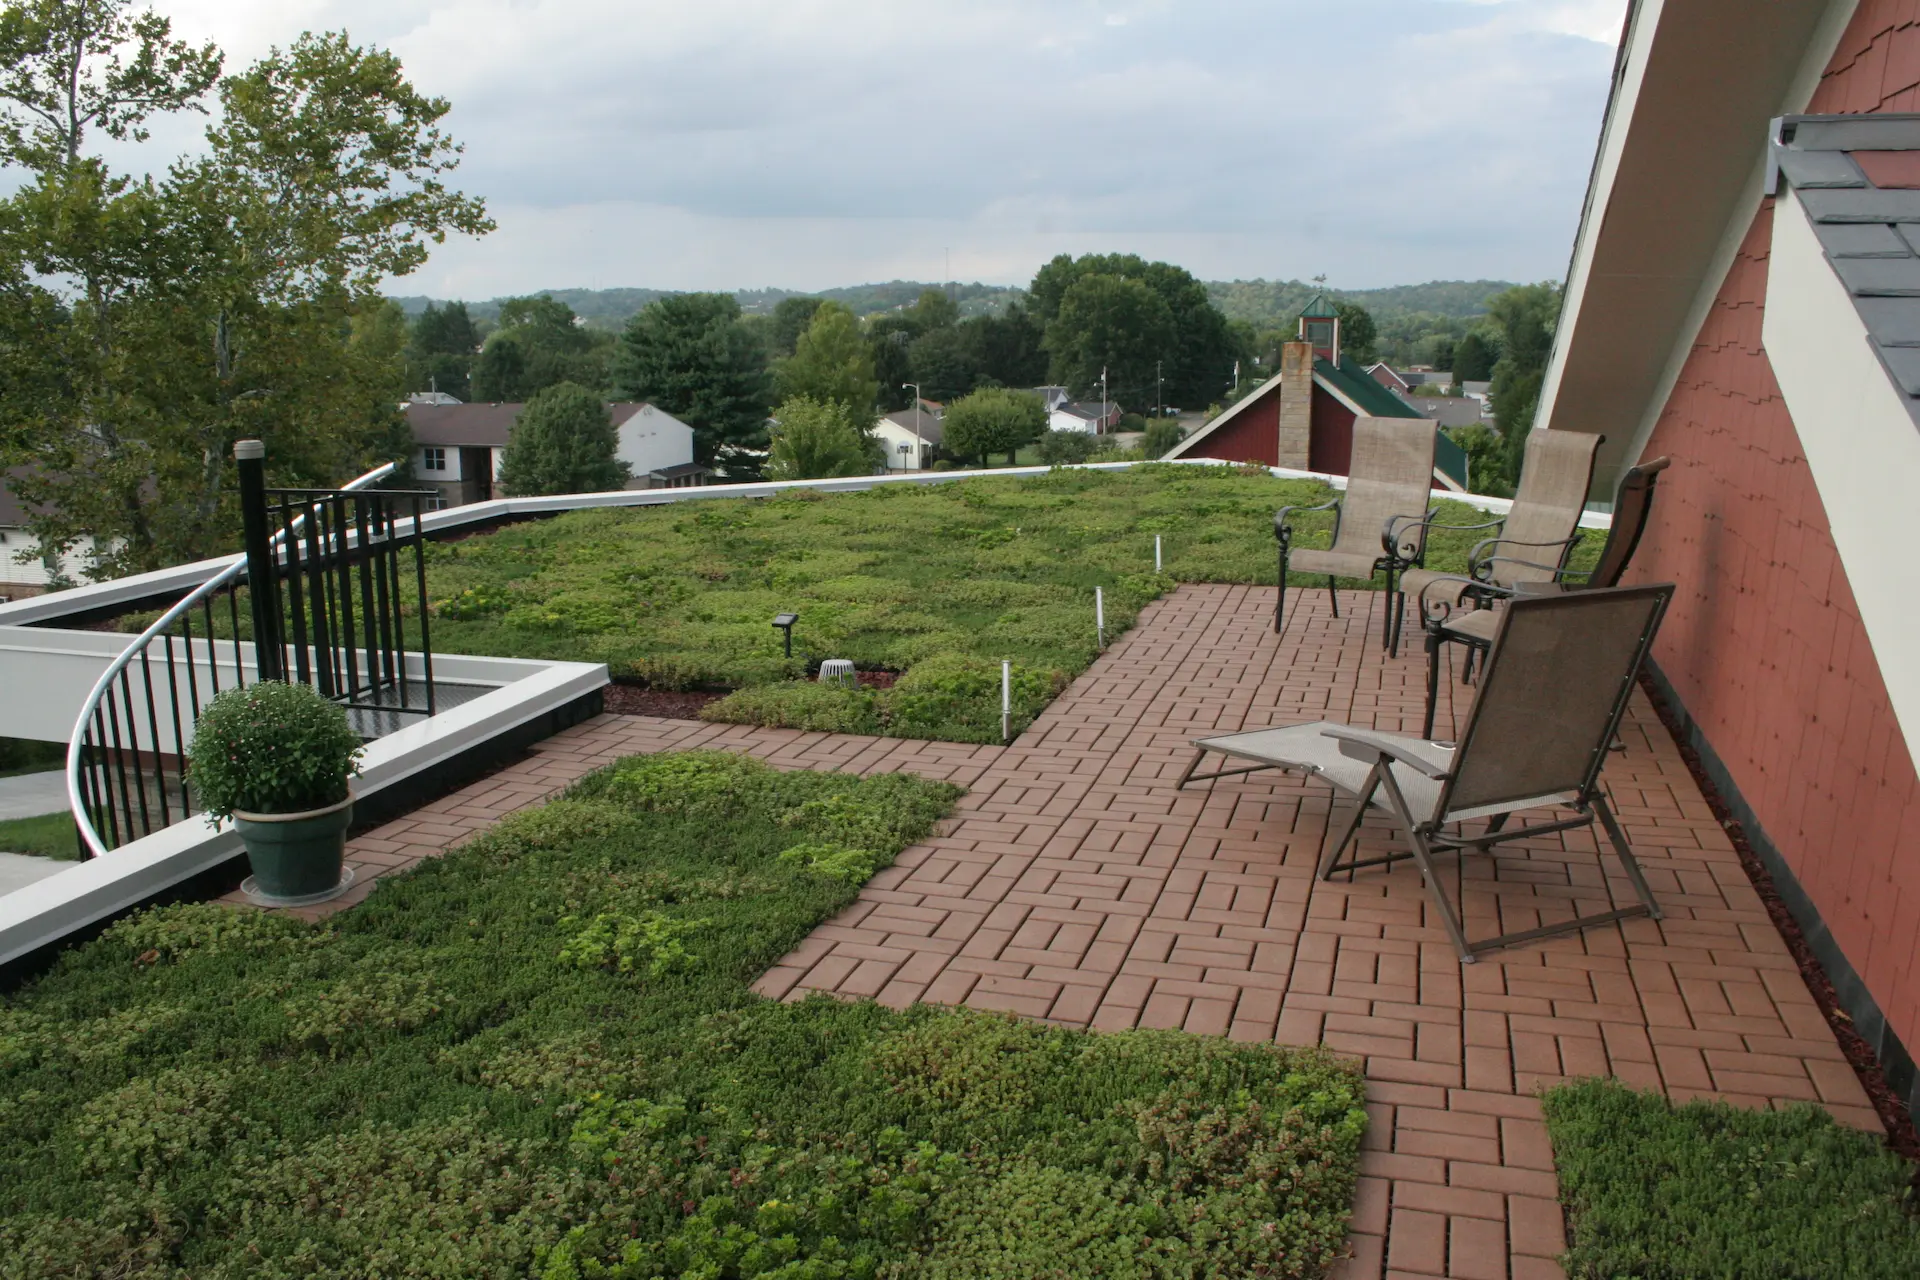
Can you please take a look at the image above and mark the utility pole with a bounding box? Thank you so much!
[1156,360,1163,420]
[1100,366,1109,437]
[902,382,923,468]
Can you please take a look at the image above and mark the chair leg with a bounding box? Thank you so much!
[1594,791,1663,921]
[1275,545,1287,634]
[1318,766,1380,880]
[1326,575,1339,619]
[1423,627,1443,740]
[1376,766,1476,962]
[1381,565,1397,652]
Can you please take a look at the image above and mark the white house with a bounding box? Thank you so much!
[405,401,707,507]
[0,472,102,601]
[1048,401,1122,434]
[872,401,943,470]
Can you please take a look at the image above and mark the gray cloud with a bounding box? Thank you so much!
[142,0,1624,294]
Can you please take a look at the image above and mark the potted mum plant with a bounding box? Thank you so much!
[187,681,365,906]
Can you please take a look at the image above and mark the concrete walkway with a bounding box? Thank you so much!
[295,584,1877,1280]
[0,770,67,820]
[0,851,70,895]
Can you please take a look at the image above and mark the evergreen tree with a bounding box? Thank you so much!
[769,296,825,356]
[613,292,774,472]
[1453,330,1498,381]
[496,381,627,496]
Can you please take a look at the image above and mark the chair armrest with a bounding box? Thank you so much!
[1274,497,1342,548]
[1466,533,1581,582]
[1381,507,1443,563]
[1321,726,1454,778]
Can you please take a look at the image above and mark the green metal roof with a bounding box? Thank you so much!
[1299,293,1339,319]
[1314,356,1424,419]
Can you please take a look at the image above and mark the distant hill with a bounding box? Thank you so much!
[390,278,1518,332]
[1205,279,1520,328]
[391,281,1022,330]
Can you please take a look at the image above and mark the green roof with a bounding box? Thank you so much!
[1299,293,1339,319]
[1314,356,1424,419]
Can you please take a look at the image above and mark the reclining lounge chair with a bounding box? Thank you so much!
[1179,583,1675,963]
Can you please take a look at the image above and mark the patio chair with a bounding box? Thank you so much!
[1179,583,1674,963]
[1395,429,1603,627]
[1274,415,1437,654]
[1415,454,1671,738]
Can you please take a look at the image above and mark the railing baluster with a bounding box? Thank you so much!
[105,687,138,843]
[355,497,380,695]
[335,494,361,701]
[200,594,219,695]
[163,633,190,818]
[91,706,118,852]
[228,586,244,689]
[281,501,312,686]
[412,494,436,714]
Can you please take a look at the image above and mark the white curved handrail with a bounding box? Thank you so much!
[66,461,399,858]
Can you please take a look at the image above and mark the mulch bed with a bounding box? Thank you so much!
[1639,673,1920,1161]
[602,670,898,721]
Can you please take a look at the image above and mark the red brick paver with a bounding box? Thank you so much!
[245,584,1880,1279]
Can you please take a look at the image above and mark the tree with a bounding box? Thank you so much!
[908,326,976,403]
[908,286,958,331]
[1453,330,1498,381]
[778,302,877,412]
[1333,302,1378,365]
[496,381,627,496]
[469,294,611,401]
[764,396,878,479]
[0,17,490,574]
[612,292,773,472]
[769,295,824,356]
[1042,273,1175,407]
[1485,282,1561,486]
[407,299,477,398]
[941,387,1045,466]
[1029,253,1235,407]
[1036,429,1096,465]
[1428,335,1456,373]
[960,304,1047,389]
[1142,420,1185,458]
[866,314,916,412]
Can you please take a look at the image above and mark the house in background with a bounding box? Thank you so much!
[1048,400,1123,434]
[1534,0,1920,1117]
[1167,296,1468,489]
[874,402,943,470]
[1398,394,1487,429]
[405,401,707,508]
[0,472,99,601]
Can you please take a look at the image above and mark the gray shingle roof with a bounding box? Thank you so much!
[1775,112,1920,423]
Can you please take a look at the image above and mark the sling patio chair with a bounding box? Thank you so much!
[1273,415,1437,655]
[1178,583,1674,963]
[1414,454,1671,738]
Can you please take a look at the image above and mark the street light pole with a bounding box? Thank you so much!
[902,382,923,468]
[1100,367,1108,437]
[1156,359,1163,420]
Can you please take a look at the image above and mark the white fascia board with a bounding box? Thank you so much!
[1764,188,1920,761]
[1538,0,1666,429]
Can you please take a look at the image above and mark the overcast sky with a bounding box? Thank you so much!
[134,0,1628,299]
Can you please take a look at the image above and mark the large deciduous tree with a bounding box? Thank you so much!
[1029,253,1235,408]
[1332,302,1378,365]
[941,387,1045,467]
[1452,330,1498,381]
[1042,273,1174,408]
[1485,282,1560,487]
[612,291,773,474]
[777,302,877,414]
[496,380,627,496]
[407,299,477,399]
[0,11,491,575]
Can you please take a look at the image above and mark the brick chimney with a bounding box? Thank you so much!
[1276,341,1313,470]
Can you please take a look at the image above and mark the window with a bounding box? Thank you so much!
[421,447,446,472]
[898,442,912,453]
[424,495,450,511]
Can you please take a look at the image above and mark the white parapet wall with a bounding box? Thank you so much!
[0,652,604,967]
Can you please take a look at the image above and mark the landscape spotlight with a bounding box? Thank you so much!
[772,612,799,658]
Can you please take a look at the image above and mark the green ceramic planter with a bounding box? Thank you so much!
[233,793,353,905]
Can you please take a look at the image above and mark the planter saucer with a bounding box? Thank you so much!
[240,864,356,909]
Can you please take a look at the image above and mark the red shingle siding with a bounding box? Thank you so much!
[1186,383,1280,466]
[1808,0,1920,112]
[1632,167,1920,1064]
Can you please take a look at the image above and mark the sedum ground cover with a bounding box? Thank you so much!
[423,464,1597,742]
[1543,1079,1920,1278]
[0,751,1368,1278]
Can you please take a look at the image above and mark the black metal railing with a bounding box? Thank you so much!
[68,442,436,857]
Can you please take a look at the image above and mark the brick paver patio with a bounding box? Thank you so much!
[277,583,1879,1280]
